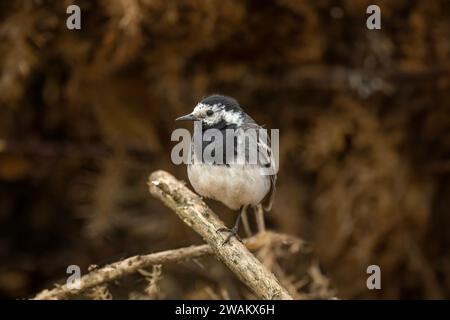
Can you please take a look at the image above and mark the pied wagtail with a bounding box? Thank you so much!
[176,94,277,243]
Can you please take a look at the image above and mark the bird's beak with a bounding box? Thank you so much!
[176,113,198,121]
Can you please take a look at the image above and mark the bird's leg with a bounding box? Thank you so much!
[241,205,253,237]
[217,206,246,245]
[254,204,266,233]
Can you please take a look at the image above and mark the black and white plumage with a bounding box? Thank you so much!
[176,94,276,243]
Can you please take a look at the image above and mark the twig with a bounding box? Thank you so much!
[148,170,293,300]
[33,231,296,300]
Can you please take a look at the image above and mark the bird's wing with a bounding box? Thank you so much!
[241,122,277,211]
[257,131,277,212]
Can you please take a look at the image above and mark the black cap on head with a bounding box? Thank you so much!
[200,94,242,112]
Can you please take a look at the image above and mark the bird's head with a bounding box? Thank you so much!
[176,94,246,129]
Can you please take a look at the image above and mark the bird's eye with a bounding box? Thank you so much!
[206,110,214,116]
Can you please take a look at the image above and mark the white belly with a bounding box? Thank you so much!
[187,163,271,210]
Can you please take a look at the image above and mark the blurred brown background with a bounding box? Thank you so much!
[0,0,449,299]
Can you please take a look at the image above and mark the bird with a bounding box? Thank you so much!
[176,94,277,244]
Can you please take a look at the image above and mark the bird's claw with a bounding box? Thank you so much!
[216,227,242,245]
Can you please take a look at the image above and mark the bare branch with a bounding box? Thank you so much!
[33,230,296,300]
[148,170,293,300]
[33,170,295,300]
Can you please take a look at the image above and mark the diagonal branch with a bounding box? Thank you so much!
[148,170,293,300]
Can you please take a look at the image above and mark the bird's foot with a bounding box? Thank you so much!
[216,226,241,245]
